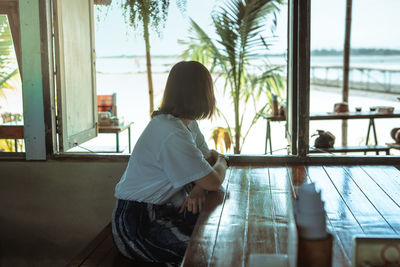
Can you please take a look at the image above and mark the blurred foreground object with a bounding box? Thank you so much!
[295,183,332,267]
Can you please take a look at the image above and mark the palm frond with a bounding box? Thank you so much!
[188,19,230,74]
[0,68,18,88]
[181,0,285,153]
[0,15,20,101]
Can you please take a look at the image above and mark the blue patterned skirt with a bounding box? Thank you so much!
[111,199,198,265]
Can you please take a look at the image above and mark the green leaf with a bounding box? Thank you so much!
[180,0,284,153]
[0,15,20,101]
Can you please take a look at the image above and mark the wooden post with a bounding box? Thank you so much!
[287,0,298,155]
[287,0,310,157]
[20,0,47,160]
[39,0,57,156]
[342,0,353,147]
[296,0,311,158]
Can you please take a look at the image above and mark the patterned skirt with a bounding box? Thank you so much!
[111,199,198,266]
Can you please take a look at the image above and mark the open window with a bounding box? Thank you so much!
[306,0,400,157]
[53,0,98,152]
[11,0,400,163]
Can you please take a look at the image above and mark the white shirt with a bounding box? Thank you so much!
[114,114,213,205]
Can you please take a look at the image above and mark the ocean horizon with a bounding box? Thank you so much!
[86,54,400,154]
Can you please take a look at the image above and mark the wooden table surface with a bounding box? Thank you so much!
[0,125,24,139]
[0,121,24,139]
[98,121,133,134]
[182,165,400,267]
[261,111,400,121]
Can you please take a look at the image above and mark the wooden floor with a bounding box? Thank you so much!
[70,165,400,267]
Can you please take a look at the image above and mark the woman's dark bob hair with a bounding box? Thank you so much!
[158,61,216,120]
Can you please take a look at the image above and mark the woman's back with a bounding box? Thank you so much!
[115,114,211,205]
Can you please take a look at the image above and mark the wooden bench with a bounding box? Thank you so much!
[67,223,132,267]
[261,111,400,154]
[309,145,390,155]
[68,224,166,266]
[387,142,400,152]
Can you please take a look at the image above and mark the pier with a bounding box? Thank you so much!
[310,65,400,93]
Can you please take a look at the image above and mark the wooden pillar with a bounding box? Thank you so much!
[342,0,353,147]
[287,0,298,155]
[296,0,311,158]
[39,0,57,156]
[287,0,311,157]
[20,0,46,160]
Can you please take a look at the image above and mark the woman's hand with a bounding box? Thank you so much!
[207,149,222,166]
[210,149,219,160]
[216,153,229,168]
[179,185,206,214]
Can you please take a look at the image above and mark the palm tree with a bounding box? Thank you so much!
[122,0,186,116]
[0,15,19,100]
[181,0,284,154]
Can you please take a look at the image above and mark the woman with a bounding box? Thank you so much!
[112,61,228,265]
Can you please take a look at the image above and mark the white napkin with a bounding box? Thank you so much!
[295,183,328,239]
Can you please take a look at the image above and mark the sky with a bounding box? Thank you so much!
[94,0,400,57]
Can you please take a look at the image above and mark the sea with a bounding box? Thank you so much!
[85,54,400,154]
[96,54,400,82]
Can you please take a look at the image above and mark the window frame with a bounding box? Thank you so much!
[3,0,400,165]
[52,0,400,165]
[52,0,98,152]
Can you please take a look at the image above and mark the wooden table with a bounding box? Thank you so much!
[69,165,400,266]
[0,123,24,152]
[261,111,400,154]
[0,122,134,153]
[182,165,400,267]
[98,122,133,153]
[182,166,297,267]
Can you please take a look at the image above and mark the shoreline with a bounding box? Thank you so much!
[66,72,400,154]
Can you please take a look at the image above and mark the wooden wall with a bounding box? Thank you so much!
[0,160,127,266]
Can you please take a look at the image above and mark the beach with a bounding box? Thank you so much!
[68,55,400,154]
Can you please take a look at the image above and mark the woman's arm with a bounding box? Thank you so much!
[180,155,227,213]
[179,184,206,214]
[205,149,219,166]
[195,154,228,191]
